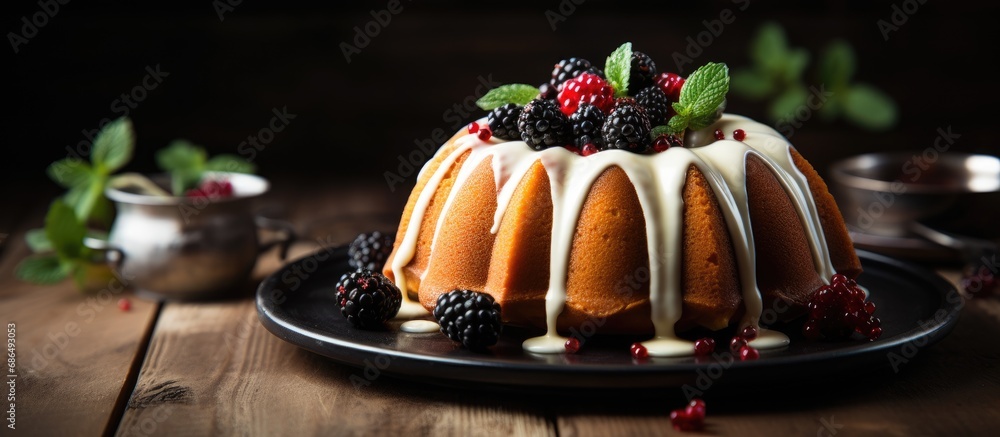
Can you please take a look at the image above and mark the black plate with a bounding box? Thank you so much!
[256,248,961,390]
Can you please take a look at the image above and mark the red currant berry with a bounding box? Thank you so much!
[733,129,746,141]
[467,123,479,134]
[654,72,685,102]
[478,128,492,141]
[118,298,131,311]
[729,336,747,352]
[693,338,715,356]
[686,399,707,420]
[741,325,758,340]
[738,345,760,361]
[713,129,725,140]
[581,143,599,156]
[563,145,581,155]
[868,326,883,341]
[630,342,649,360]
[653,135,672,153]
[565,337,581,354]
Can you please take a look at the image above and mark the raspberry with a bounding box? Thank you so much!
[569,103,606,148]
[433,289,502,350]
[634,86,671,126]
[336,270,403,329]
[186,179,234,198]
[601,100,651,153]
[628,51,657,94]
[558,73,615,116]
[655,72,685,102]
[518,99,571,150]
[549,57,602,91]
[487,103,522,141]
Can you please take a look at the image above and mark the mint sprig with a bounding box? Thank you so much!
[16,200,90,286]
[475,84,540,110]
[664,62,730,134]
[604,42,632,98]
[156,140,256,195]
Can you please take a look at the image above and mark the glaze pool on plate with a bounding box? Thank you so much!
[256,247,960,390]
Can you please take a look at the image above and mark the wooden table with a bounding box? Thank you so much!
[2,183,999,437]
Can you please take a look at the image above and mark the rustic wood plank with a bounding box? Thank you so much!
[555,270,1000,437]
[0,202,160,437]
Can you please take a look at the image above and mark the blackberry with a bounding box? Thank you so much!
[348,231,395,271]
[538,82,557,100]
[635,86,671,126]
[569,103,605,148]
[601,100,651,153]
[335,270,402,329]
[487,104,522,141]
[433,289,502,350]
[518,99,570,150]
[549,58,602,91]
[628,51,658,94]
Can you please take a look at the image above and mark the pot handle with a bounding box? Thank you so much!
[83,237,126,273]
[255,216,296,261]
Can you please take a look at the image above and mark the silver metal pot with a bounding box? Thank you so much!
[92,172,293,300]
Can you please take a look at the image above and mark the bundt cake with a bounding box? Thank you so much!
[381,48,862,356]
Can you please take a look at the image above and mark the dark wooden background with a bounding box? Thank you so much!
[3,0,998,201]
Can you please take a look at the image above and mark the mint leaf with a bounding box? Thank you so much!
[769,85,809,121]
[782,48,810,83]
[45,200,86,259]
[16,254,71,284]
[678,62,730,122]
[171,168,203,196]
[731,69,775,100]
[475,84,540,110]
[650,125,671,139]
[820,40,855,90]
[157,140,207,172]
[605,42,632,98]
[25,228,51,252]
[667,113,690,134]
[752,22,790,75]
[47,159,93,188]
[844,84,897,131]
[206,155,256,174]
[92,117,135,173]
[689,111,723,131]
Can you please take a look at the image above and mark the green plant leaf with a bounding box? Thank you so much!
[769,85,809,122]
[25,228,51,252]
[206,155,256,174]
[157,140,207,172]
[731,69,775,100]
[475,84,540,110]
[171,168,203,196]
[45,199,86,259]
[47,159,93,188]
[92,117,135,173]
[649,125,671,139]
[751,22,790,75]
[843,84,898,131]
[666,113,690,134]
[782,48,810,84]
[16,254,71,284]
[689,111,723,131]
[820,40,855,91]
[605,42,632,98]
[678,62,730,122]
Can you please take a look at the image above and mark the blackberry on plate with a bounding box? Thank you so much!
[634,86,671,126]
[628,51,658,94]
[569,103,606,148]
[348,231,395,271]
[602,100,651,153]
[433,289,502,350]
[518,99,571,150]
[335,269,402,329]
[549,58,602,91]
[488,103,522,141]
